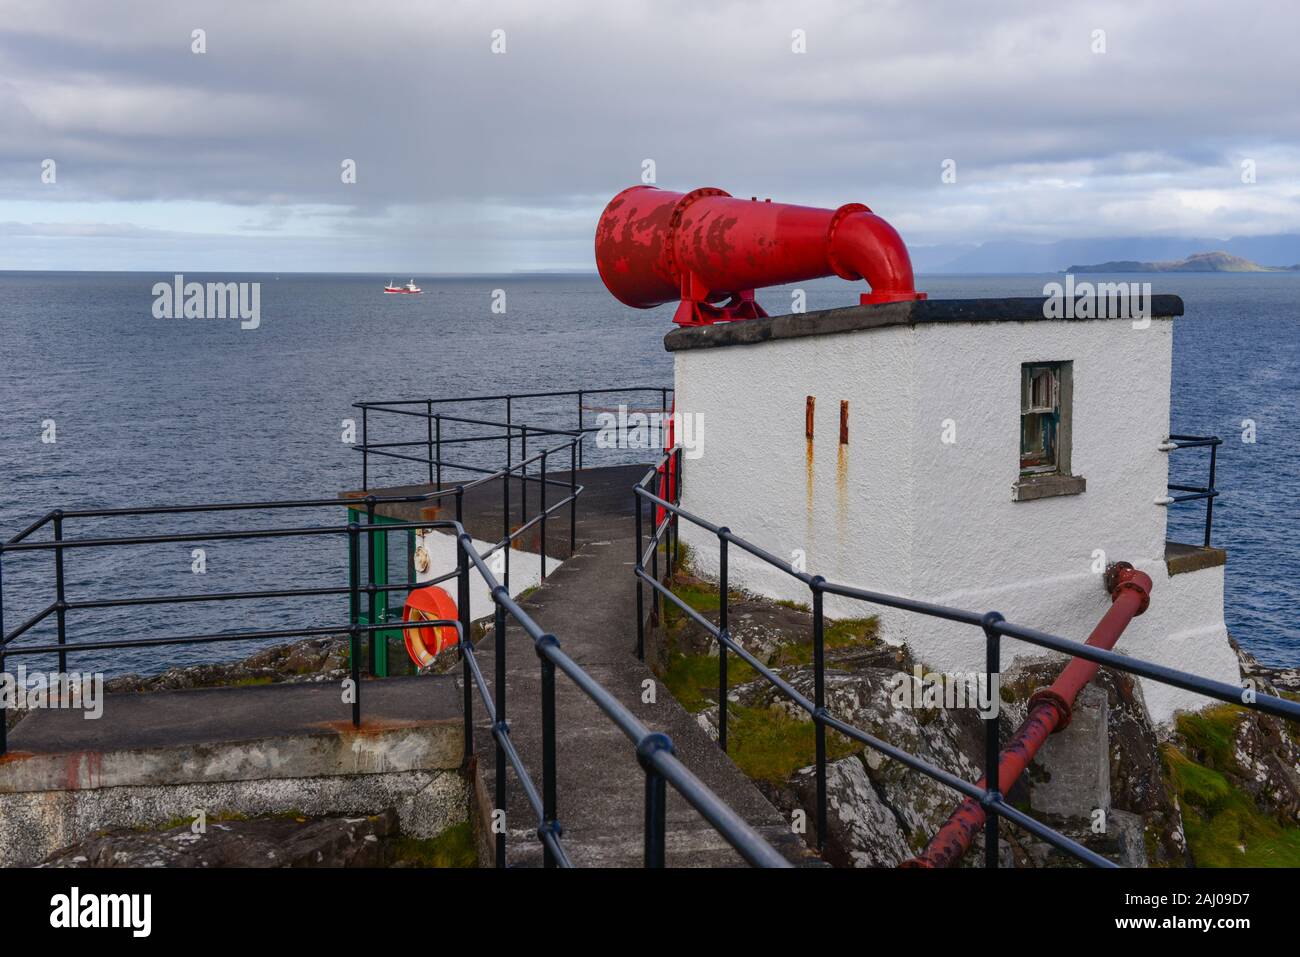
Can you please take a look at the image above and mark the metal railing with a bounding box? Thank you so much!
[5,386,1267,869]
[0,385,797,868]
[451,515,788,868]
[346,386,680,664]
[634,449,1300,868]
[1161,433,1222,548]
[0,420,578,749]
[353,387,673,591]
[354,385,674,486]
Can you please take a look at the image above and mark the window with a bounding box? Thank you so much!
[1014,361,1082,501]
[1020,363,1061,473]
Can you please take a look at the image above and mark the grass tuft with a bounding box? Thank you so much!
[726,704,858,784]
[390,821,478,868]
[1163,743,1300,867]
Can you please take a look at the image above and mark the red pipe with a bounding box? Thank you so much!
[594,185,925,326]
[902,562,1153,869]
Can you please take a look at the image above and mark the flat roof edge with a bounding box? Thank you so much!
[663,295,1185,352]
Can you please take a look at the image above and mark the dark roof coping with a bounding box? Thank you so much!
[664,295,1185,352]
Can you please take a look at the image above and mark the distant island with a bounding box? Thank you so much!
[1067,251,1300,273]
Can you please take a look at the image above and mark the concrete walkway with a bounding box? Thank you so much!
[467,466,811,867]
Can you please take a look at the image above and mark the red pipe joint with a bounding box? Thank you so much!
[902,562,1153,868]
[594,185,925,325]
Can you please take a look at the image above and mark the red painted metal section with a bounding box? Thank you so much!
[594,185,926,325]
[656,398,677,529]
[902,562,1154,868]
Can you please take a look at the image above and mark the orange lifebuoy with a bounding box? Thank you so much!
[402,585,459,667]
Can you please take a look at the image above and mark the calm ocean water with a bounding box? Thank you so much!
[0,271,1296,674]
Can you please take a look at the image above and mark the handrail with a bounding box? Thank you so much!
[452,519,790,868]
[0,411,583,716]
[355,385,671,408]
[354,385,674,485]
[635,448,1300,869]
[1161,432,1221,547]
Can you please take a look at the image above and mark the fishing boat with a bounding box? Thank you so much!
[384,279,422,294]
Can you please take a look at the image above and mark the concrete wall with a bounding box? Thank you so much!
[0,720,467,866]
[674,310,1238,724]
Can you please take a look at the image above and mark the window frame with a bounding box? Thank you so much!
[1020,363,1062,475]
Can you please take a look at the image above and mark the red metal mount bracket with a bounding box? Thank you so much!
[672,274,769,327]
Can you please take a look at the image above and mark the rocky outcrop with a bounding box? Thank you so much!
[669,562,1200,867]
[1000,660,1186,866]
[793,755,911,867]
[105,636,350,693]
[1192,639,1300,819]
[699,662,987,865]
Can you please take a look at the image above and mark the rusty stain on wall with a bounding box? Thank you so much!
[835,402,850,557]
[836,430,849,547]
[805,395,816,534]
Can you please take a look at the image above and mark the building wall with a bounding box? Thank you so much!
[674,315,1238,724]
[675,323,916,605]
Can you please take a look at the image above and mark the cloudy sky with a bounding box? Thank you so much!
[2,0,1298,272]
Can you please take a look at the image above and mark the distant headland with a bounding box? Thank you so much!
[1067,251,1300,273]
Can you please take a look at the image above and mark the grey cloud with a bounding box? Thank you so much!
[2,0,1298,270]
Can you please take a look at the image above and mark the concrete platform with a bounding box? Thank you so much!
[1164,540,1227,576]
[0,676,466,866]
[3,675,463,787]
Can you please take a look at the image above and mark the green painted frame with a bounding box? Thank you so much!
[346,508,416,677]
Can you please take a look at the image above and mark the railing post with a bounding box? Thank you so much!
[493,599,508,869]
[540,450,548,580]
[569,439,577,555]
[538,633,560,868]
[811,577,828,852]
[427,404,435,486]
[502,457,511,593]
[718,530,729,753]
[637,732,674,868]
[365,496,377,676]
[982,611,1005,869]
[1204,441,1218,548]
[650,499,660,627]
[347,521,361,728]
[406,525,415,588]
[361,406,369,490]
[456,490,473,760]
[576,390,584,470]
[504,406,512,540]
[635,489,645,661]
[435,414,443,489]
[53,510,67,674]
[672,447,682,573]
[520,426,528,527]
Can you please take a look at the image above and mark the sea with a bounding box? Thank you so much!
[0,271,1296,676]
